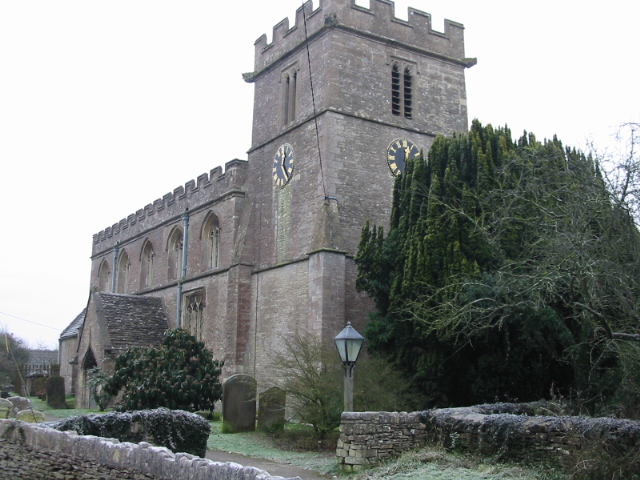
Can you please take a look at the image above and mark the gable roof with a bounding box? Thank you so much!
[26,349,58,366]
[60,309,86,340]
[93,292,168,354]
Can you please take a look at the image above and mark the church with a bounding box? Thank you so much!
[59,0,473,408]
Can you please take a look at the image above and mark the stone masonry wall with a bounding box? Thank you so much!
[337,406,640,471]
[337,411,427,471]
[0,419,298,480]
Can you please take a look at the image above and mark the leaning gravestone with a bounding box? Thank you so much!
[257,387,286,432]
[7,396,32,413]
[16,409,46,423]
[0,398,14,418]
[222,375,256,432]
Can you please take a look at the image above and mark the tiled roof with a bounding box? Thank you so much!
[60,309,86,340]
[95,293,168,353]
[26,349,58,366]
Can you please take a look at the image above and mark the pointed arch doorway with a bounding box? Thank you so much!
[81,348,98,409]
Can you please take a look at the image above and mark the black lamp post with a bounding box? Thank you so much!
[334,322,364,412]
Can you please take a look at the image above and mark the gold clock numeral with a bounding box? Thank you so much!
[387,138,419,176]
[273,143,295,187]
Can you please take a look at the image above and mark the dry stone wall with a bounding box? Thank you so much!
[337,411,427,471]
[337,405,640,471]
[0,419,299,480]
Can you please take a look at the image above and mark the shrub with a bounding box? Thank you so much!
[270,334,419,439]
[354,353,422,412]
[571,437,640,480]
[104,329,223,412]
[49,408,210,457]
[87,367,112,411]
[270,334,342,439]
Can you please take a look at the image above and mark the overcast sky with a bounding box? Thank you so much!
[1,0,638,348]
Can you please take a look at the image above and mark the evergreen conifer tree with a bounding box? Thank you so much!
[355,121,640,410]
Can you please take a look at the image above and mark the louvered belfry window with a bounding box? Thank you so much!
[403,67,412,119]
[391,63,413,119]
[391,64,401,116]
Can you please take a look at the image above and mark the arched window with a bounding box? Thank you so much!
[116,249,130,294]
[140,240,155,288]
[202,213,220,270]
[391,63,413,119]
[167,228,183,281]
[184,289,204,341]
[98,259,111,292]
[282,67,297,125]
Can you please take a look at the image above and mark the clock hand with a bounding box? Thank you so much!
[282,151,289,178]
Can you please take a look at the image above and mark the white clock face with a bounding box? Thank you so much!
[273,143,295,187]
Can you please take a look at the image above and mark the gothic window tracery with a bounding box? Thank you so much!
[98,259,111,292]
[168,228,183,281]
[116,249,130,294]
[184,289,205,341]
[140,240,155,288]
[201,213,221,270]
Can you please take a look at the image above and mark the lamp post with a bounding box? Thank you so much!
[334,322,364,412]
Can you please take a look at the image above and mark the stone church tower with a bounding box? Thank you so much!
[241,0,471,381]
[62,0,472,406]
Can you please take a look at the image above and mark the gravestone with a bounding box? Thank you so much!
[16,409,46,423]
[7,396,32,412]
[222,375,256,433]
[0,398,14,418]
[257,387,286,432]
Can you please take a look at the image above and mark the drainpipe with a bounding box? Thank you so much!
[111,244,119,293]
[176,209,189,327]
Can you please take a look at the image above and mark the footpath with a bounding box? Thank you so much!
[205,449,334,480]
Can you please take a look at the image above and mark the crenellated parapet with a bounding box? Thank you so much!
[251,0,466,75]
[92,159,248,256]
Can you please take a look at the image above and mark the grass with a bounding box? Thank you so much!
[27,395,109,419]
[208,421,340,476]
[345,450,565,480]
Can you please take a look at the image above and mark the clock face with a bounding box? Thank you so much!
[387,138,420,176]
[273,143,295,187]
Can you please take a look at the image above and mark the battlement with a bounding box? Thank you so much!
[92,159,248,255]
[252,0,466,74]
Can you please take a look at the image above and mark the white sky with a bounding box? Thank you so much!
[1,0,639,348]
